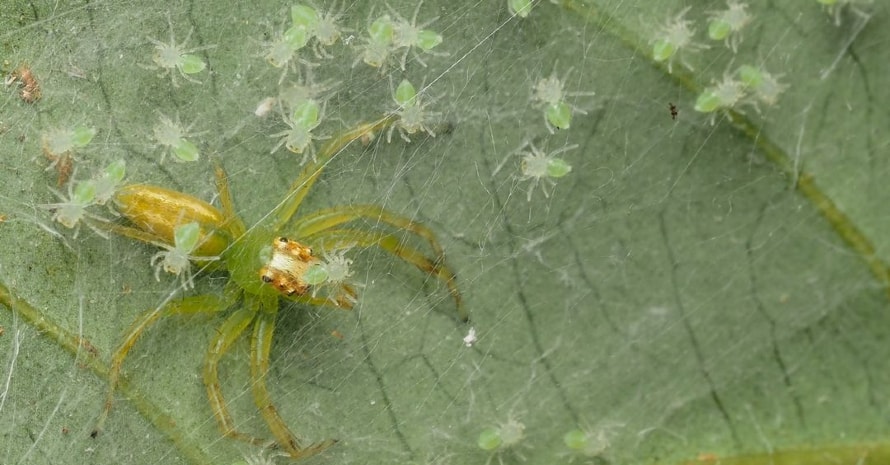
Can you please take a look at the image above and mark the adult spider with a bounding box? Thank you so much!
[90,114,466,459]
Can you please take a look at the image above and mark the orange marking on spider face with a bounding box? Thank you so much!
[259,237,319,296]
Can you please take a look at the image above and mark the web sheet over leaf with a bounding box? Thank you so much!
[1,1,889,465]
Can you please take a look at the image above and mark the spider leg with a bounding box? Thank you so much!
[203,303,268,446]
[272,114,398,230]
[291,204,446,259]
[251,299,337,458]
[306,228,466,321]
[93,294,231,436]
[214,165,247,237]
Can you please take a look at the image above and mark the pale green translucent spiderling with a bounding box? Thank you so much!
[389,79,439,142]
[153,113,200,163]
[44,179,98,230]
[518,143,576,201]
[271,99,327,164]
[283,25,312,50]
[395,78,418,107]
[388,1,444,69]
[291,4,319,30]
[151,221,218,289]
[477,428,503,451]
[707,1,752,53]
[148,16,213,86]
[41,126,97,157]
[545,102,573,131]
[650,7,706,73]
[305,250,357,305]
[369,14,395,43]
[292,2,348,57]
[738,64,787,108]
[532,68,594,133]
[93,159,126,205]
[695,75,748,124]
[563,428,611,457]
[508,0,534,18]
[291,99,321,128]
[477,418,526,453]
[356,14,396,69]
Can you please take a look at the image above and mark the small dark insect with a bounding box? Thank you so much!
[61,426,70,435]
[7,65,41,103]
[669,102,678,120]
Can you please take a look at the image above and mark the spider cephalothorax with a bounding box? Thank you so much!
[259,236,318,297]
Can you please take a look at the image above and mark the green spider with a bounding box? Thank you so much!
[90,115,466,459]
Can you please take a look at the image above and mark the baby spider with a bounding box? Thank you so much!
[532,67,595,132]
[152,112,201,163]
[151,222,219,289]
[650,7,707,73]
[41,178,100,236]
[738,64,787,108]
[147,15,214,86]
[387,1,444,70]
[508,0,534,18]
[388,79,439,143]
[92,114,466,459]
[92,159,127,206]
[291,2,350,58]
[506,142,576,201]
[42,125,97,158]
[477,417,528,465]
[354,14,396,69]
[694,74,748,124]
[304,248,359,306]
[270,99,328,165]
[707,1,752,53]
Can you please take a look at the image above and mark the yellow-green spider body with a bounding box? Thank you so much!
[92,115,466,459]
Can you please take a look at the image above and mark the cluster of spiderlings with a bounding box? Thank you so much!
[270,98,326,164]
[508,0,534,18]
[650,7,708,73]
[148,16,211,87]
[532,68,594,133]
[304,249,358,306]
[694,65,786,122]
[356,2,443,71]
[388,79,439,142]
[153,113,201,163]
[150,222,218,289]
[41,159,126,234]
[518,143,575,201]
[707,1,752,52]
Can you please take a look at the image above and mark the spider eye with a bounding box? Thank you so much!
[262,275,272,283]
[279,237,289,243]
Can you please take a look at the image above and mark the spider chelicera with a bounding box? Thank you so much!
[90,115,466,459]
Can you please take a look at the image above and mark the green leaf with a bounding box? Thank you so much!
[2,1,889,465]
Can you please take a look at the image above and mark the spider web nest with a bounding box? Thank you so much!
[1,1,890,465]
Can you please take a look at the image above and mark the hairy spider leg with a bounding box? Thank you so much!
[273,115,399,229]
[302,228,464,320]
[293,207,465,320]
[203,303,269,446]
[93,294,235,436]
[251,300,338,458]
